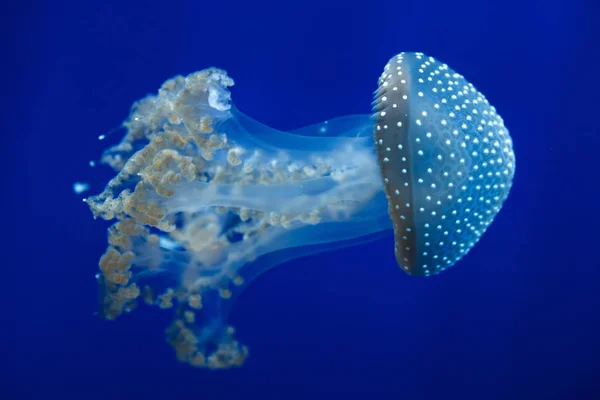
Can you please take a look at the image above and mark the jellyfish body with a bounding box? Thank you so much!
[86,53,515,368]
[373,52,515,276]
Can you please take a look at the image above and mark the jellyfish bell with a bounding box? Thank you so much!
[373,52,515,276]
[84,52,515,368]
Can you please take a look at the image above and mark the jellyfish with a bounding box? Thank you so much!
[85,52,515,368]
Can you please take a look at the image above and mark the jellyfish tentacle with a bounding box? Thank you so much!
[87,68,390,368]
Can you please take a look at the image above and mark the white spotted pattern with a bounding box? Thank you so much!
[373,52,515,276]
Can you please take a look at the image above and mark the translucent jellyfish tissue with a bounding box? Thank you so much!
[85,52,515,369]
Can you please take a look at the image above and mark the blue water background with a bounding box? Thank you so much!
[3,0,599,398]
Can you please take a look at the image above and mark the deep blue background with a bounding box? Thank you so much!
[3,0,599,399]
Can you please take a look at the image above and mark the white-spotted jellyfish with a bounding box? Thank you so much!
[85,52,515,369]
